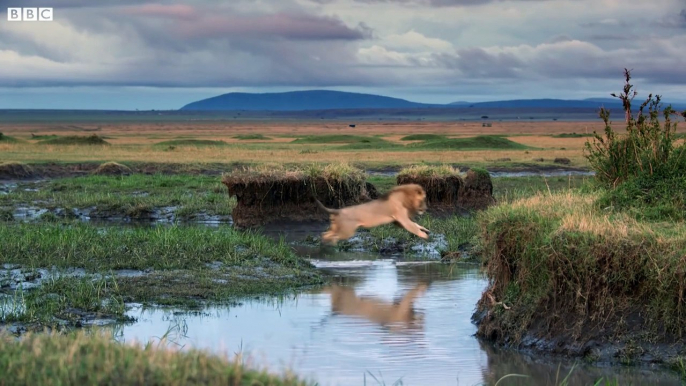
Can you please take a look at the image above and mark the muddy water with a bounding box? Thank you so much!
[110,254,680,385]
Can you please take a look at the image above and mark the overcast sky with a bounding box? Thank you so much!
[0,0,684,109]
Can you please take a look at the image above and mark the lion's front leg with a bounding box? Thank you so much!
[394,216,429,240]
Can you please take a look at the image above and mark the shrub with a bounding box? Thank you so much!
[584,69,686,220]
[584,69,686,187]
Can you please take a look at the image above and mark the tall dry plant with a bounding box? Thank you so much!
[584,68,686,187]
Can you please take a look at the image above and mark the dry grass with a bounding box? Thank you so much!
[0,120,610,137]
[0,143,587,166]
[398,164,462,177]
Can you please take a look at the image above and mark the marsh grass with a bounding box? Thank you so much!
[0,174,233,220]
[0,223,309,271]
[1,275,126,325]
[0,223,323,311]
[0,330,312,385]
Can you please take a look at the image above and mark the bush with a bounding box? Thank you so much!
[584,69,686,220]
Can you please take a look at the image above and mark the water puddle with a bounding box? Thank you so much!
[108,257,680,385]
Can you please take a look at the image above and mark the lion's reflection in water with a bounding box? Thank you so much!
[322,283,428,334]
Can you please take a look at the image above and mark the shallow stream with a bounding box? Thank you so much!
[109,250,680,385]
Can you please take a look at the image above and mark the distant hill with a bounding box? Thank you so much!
[180,90,440,111]
[180,90,686,112]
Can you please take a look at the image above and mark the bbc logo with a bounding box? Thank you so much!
[7,7,54,21]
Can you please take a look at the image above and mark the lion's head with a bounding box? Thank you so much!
[395,183,427,216]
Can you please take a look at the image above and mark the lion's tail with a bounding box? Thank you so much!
[314,198,340,215]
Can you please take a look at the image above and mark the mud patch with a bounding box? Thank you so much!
[0,162,34,179]
[457,169,496,211]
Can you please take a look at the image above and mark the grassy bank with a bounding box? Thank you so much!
[0,224,324,326]
[0,330,312,385]
[475,190,686,363]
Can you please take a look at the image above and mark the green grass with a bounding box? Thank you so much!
[0,330,313,386]
[0,132,20,143]
[154,139,228,147]
[290,135,387,144]
[234,134,271,140]
[407,135,533,150]
[37,135,110,146]
[29,134,60,140]
[1,275,128,325]
[399,134,447,141]
[0,223,310,271]
[552,133,594,138]
[337,140,401,150]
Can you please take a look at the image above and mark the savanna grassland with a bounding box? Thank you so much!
[0,119,610,167]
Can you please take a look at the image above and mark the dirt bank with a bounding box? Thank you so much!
[221,164,374,228]
[396,166,496,215]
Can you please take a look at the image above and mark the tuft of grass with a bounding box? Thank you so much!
[408,135,533,150]
[399,134,446,141]
[234,134,271,140]
[397,164,461,178]
[0,330,313,386]
[38,135,110,146]
[154,139,228,147]
[224,162,366,185]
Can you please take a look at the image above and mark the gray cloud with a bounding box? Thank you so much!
[0,0,685,105]
[308,0,550,6]
[0,0,148,8]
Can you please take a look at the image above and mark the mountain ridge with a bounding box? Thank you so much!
[180,90,686,112]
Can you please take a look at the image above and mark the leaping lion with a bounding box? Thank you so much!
[314,183,430,245]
